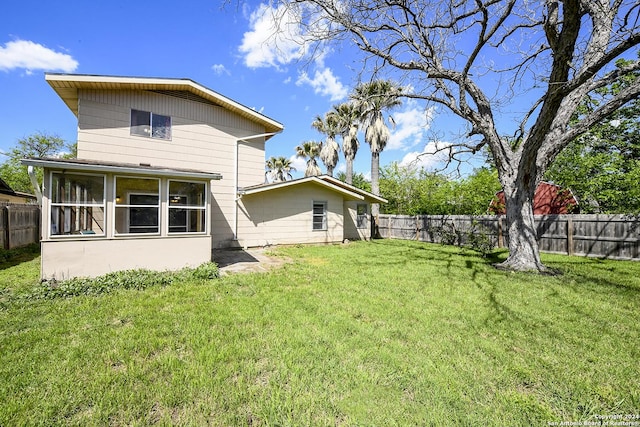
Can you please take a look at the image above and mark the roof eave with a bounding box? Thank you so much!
[21,158,223,180]
[45,73,284,136]
[240,176,387,204]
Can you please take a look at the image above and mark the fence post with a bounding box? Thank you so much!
[415,215,419,240]
[567,216,574,256]
[497,216,503,248]
[6,205,12,250]
[1,205,7,250]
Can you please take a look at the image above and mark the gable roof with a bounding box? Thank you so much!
[45,73,284,138]
[239,175,387,204]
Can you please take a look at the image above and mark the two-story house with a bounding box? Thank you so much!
[23,74,385,280]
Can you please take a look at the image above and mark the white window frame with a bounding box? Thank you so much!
[130,109,172,140]
[167,179,208,235]
[312,201,328,231]
[114,176,161,236]
[49,172,106,238]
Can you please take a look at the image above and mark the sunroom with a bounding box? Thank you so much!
[22,157,222,280]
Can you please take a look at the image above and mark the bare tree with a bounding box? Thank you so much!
[271,0,640,271]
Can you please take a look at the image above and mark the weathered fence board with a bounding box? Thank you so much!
[379,214,640,261]
[0,203,40,250]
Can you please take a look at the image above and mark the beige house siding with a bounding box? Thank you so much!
[76,89,264,172]
[236,183,345,247]
[41,237,211,280]
[74,89,269,248]
[343,200,370,240]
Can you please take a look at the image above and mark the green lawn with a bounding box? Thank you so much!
[1,240,638,426]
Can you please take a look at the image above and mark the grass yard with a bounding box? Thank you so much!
[0,240,639,426]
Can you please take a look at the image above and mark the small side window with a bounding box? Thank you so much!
[356,204,368,229]
[312,201,327,231]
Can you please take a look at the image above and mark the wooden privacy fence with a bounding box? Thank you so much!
[0,203,40,250]
[378,214,640,261]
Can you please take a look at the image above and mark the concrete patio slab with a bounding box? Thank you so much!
[212,248,290,275]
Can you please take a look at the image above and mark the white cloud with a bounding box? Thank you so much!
[399,140,452,170]
[296,67,348,101]
[289,154,307,174]
[387,102,436,151]
[239,3,307,69]
[211,64,230,76]
[0,40,78,73]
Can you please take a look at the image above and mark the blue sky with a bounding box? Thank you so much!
[1,0,479,179]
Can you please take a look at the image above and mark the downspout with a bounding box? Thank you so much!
[27,165,43,205]
[233,131,282,241]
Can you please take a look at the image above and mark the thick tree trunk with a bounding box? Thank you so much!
[497,176,547,272]
[345,158,354,185]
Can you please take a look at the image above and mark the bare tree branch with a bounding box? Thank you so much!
[268,0,640,271]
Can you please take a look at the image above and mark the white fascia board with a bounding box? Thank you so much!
[21,158,222,180]
[240,177,365,201]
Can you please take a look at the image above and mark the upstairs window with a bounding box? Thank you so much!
[131,109,171,140]
[312,201,327,231]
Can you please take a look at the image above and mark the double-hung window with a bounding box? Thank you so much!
[114,177,160,235]
[50,172,106,236]
[312,201,327,231]
[168,180,206,234]
[130,109,171,140]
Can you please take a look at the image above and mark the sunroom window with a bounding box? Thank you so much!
[50,172,105,236]
[114,177,160,235]
[168,180,206,233]
[130,109,171,140]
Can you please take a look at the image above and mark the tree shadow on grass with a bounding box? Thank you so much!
[0,245,40,272]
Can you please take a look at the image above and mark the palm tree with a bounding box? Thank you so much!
[311,113,340,176]
[295,141,322,177]
[331,102,360,185]
[351,80,402,232]
[265,156,296,182]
